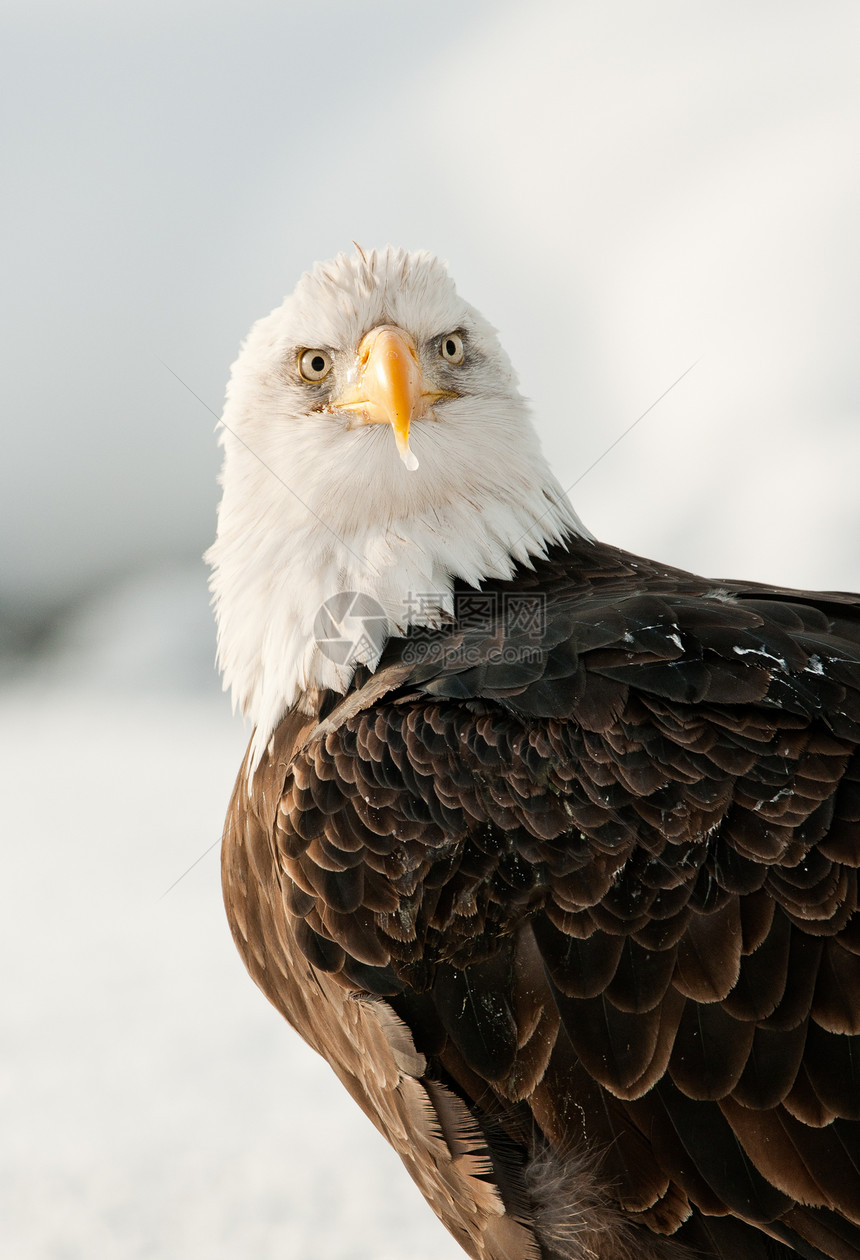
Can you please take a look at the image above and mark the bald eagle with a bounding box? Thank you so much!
[208,247,860,1260]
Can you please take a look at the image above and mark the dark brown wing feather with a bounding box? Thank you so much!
[222,536,860,1260]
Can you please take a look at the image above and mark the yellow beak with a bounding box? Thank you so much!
[333,325,436,471]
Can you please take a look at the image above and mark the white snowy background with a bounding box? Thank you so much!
[3,2,859,1257]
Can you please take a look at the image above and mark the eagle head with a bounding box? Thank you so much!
[206,246,587,762]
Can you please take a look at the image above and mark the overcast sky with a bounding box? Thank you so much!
[3,0,860,629]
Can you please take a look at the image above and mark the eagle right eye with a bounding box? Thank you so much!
[298,349,333,382]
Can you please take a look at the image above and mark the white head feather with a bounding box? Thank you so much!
[206,246,589,764]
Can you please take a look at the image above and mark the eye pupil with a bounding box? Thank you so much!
[311,355,325,373]
[445,340,455,357]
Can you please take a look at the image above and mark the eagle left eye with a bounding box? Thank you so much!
[298,348,333,382]
[439,332,465,365]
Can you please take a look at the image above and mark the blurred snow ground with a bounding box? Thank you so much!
[0,573,461,1260]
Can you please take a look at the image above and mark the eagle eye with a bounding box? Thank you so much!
[439,332,465,366]
[298,348,333,382]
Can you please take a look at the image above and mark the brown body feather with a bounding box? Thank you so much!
[222,536,860,1259]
